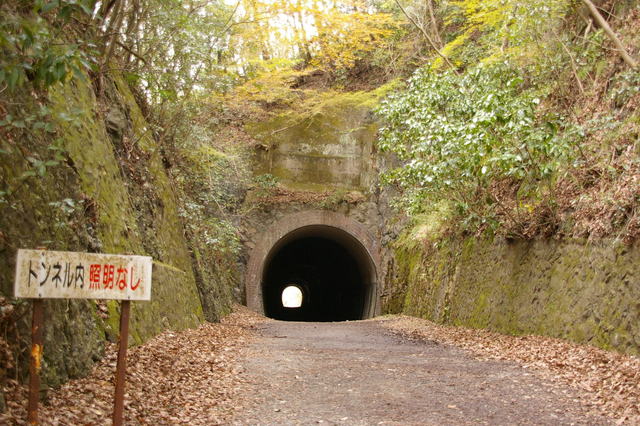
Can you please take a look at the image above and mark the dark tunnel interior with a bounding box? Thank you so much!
[262,227,375,322]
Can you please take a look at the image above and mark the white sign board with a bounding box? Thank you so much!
[14,249,152,301]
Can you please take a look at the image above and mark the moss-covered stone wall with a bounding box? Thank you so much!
[47,76,205,344]
[248,88,391,191]
[384,233,640,355]
[239,87,396,304]
[0,73,234,389]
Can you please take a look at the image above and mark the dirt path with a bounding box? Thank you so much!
[5,308,637,424]
[232,320,611,425]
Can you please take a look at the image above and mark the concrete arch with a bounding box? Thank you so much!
[245,210,380,321]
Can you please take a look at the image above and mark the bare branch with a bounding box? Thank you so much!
[394,0,459,74]
[426,0,443,49]
[557,36,585,95]
[116,40,147,65]
[582,0,637,68]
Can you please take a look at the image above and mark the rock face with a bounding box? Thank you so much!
[0,74,234,386]
[385,236,640,356]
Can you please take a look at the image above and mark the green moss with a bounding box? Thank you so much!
[49,75,205,344]
[467,291,490,328]
[104,300,120,339]
[50,82,138,254]
[0,68,240,387]
[246,84,385,190]
[386,235,640,355]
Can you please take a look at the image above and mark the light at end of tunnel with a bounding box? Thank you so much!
[281,285,303,308]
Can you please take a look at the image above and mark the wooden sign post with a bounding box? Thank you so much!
[27,299,43,425]
[112,299,131,426]
[14,249,153,425]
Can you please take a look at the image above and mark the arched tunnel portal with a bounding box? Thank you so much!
[245,211,380,321]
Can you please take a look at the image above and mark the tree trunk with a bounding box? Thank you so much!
[582,0,637,68]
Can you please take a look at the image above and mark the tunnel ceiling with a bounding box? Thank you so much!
[245,211,380,321]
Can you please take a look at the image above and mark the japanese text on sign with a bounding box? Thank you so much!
[14,249,152,301]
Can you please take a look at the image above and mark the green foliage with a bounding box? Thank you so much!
[0,104,55,133]
[0,1,96,92]
[253,173,279,196]
[178,199,241,257]
[48,196,84,231]
[438,0,573,67]
[122,0,238,102]
[24,143,64,177]
[0,100,79,190]
[377,62,578,219]
[0,1,97,187]
[610,69,640,107]
[168,100,251,259]
[180,145,241,209]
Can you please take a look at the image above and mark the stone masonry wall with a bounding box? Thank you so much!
[384,236,640,356]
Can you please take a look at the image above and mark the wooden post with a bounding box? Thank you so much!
[112,300,131,426]
[27,299,44,425]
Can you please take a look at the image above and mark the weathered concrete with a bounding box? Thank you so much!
[248,90,380,191]
[240,88,389,321]
[245,210,381,318]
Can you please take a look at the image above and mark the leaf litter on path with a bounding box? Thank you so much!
[1,305,265,425]
[379,315,640,424]
[3,308,639,424]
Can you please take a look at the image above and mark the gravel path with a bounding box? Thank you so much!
[232,320,611,425]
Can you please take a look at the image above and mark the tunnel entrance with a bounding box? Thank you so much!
[245,210,380,321]
[263,234,364,321]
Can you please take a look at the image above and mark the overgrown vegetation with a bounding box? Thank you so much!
[378,63,579,236]
[167,97,250,282]
[378,0,640,241]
